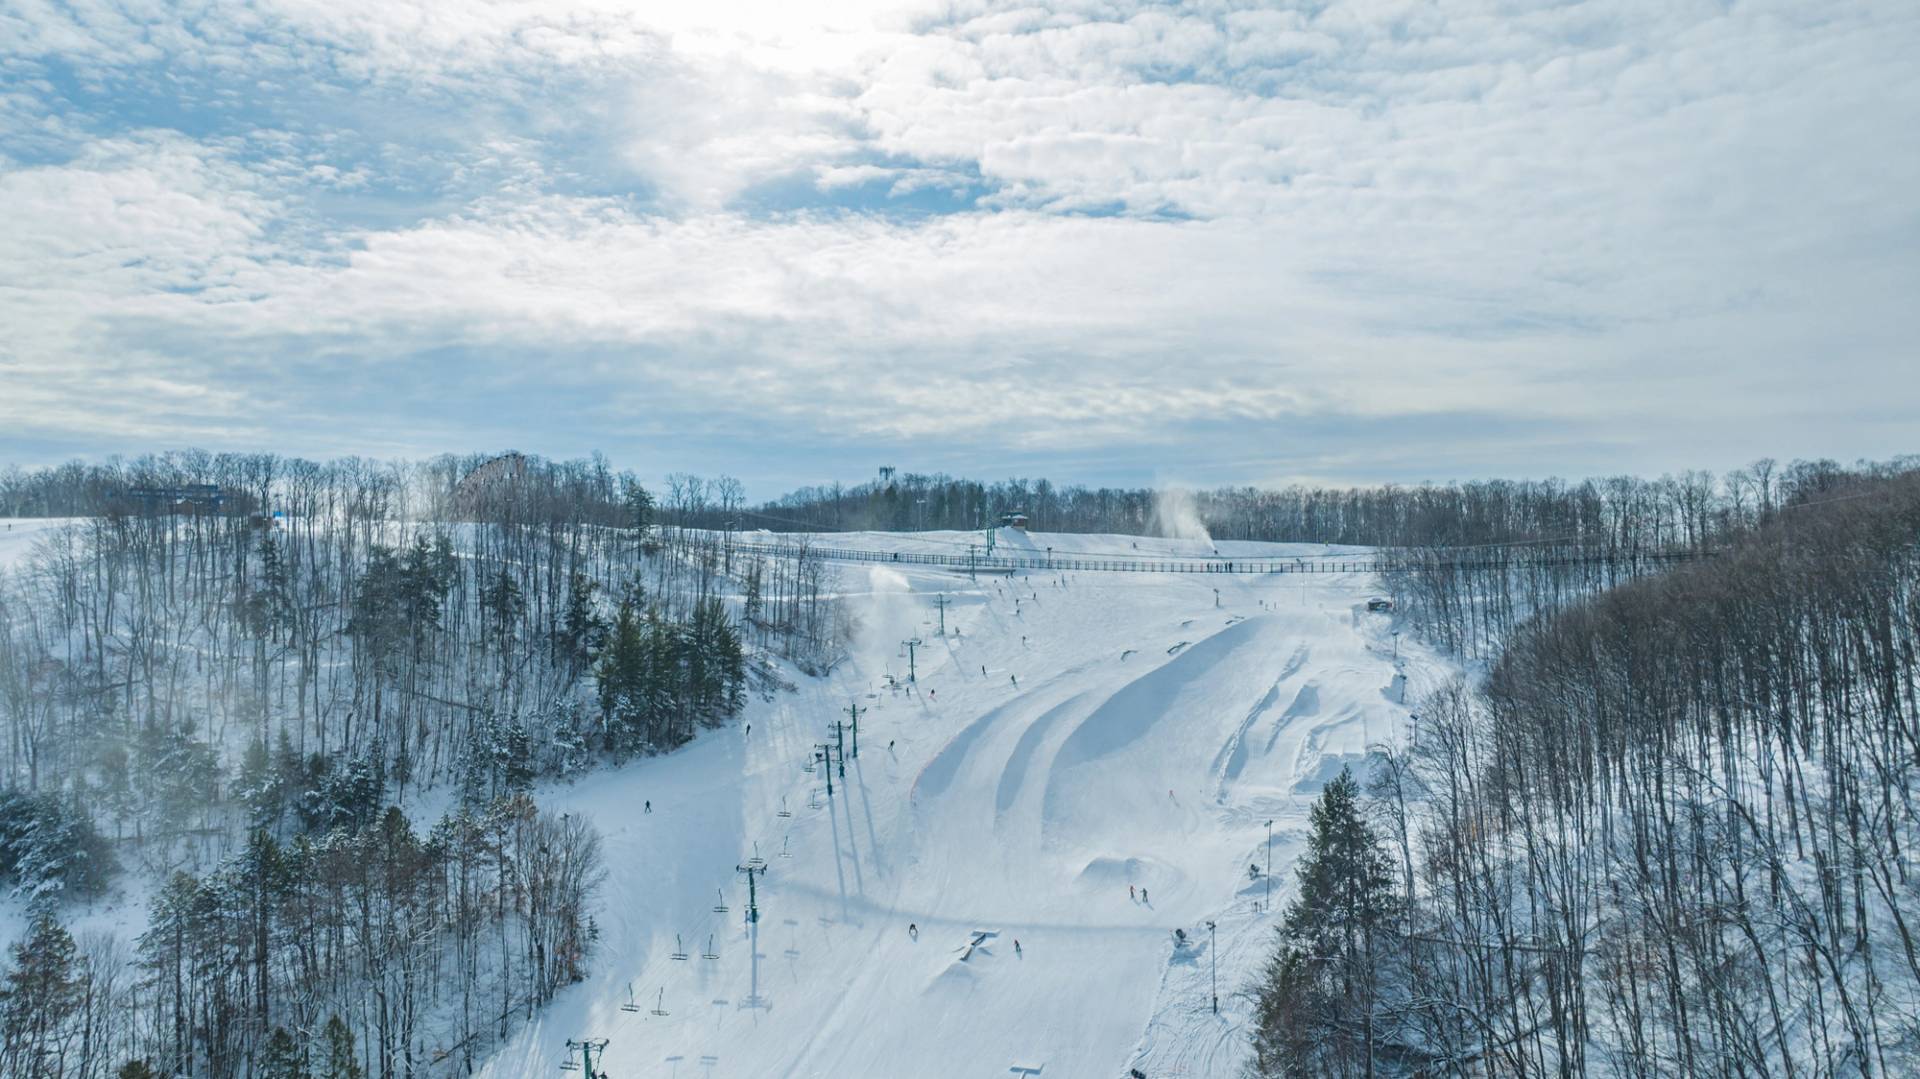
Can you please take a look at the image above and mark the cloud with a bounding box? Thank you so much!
[0,0,1915,488]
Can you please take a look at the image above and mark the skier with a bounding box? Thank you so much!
[1142,888,1148,904]
[1129,884,1136,901]
[908,923,918,940]
[929,689,936,702]
[1014,939,1022,956]
[981,664,987,677]
[745,723,751,736]
[888,739,895,751]
[644,800,651,813]
[1010,674,1018,688]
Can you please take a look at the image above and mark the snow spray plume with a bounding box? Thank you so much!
[1149,488,1215,551]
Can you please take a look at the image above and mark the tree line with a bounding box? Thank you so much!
[2,795,599,1079]
[0,450,846,1077]
[1249,461,1920,1076]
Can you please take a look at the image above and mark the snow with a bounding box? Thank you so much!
[477,529,1448,1079]
[0,519,1446,1074]
[0,517,75,569]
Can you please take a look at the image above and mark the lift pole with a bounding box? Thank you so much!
[902,638,922,683]
[1207,921,1218,1013]
[735,863,765,924]
[846,700,865,758]
[565,1038,608,1079]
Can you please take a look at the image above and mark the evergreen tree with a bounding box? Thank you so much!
[481,568,524,649]
[260,1025,310,1079]
[596,600,648,752]
[321,1015,363,1079]
[1250,768,1398,1078]
[0,907,81,1073]
[555,572,606,678]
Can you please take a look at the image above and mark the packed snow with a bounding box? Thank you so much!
[474,529,1447,1078]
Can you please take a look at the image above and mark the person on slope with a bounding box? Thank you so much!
[1014,939,1022,956]
[644,800,651,813]
[1129,884,1136,901]
[908,923,918,940]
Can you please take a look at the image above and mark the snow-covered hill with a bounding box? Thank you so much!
[479,529,1446,1079]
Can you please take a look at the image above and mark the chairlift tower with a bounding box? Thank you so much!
[563,1038,608,1079]
[736,863,767,924]
[846,700,865,758]
[901,637,923,682]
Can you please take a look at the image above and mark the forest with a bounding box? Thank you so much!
[5,450,1916,1077]
[0,452,844,1078]
[1249,460,1920,1077]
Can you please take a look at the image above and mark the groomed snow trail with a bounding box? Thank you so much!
[479,530,1444,1079]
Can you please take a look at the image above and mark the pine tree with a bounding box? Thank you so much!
[260,1025,310,1079]
[596,600,648,752]
[1250,768,1398,1078]
[0,907,81,1072]
[556,572,605,678]
[320,1015,363,1079]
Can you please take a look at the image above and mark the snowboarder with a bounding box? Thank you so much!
[908,923,918,940]
[644,800,651,813]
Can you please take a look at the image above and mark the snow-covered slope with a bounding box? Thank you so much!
[480,530,1446,1079]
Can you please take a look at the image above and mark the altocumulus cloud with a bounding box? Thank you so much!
[0,0,1916,488]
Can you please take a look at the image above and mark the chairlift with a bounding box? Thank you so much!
[620,982,641,1013]
[671,934,690,961]
[701,935,719,961]
[777,796,793,819]
[650,988,669,1017]
[747,842,766,869]
[712,888,730,914]
[779,835,792,858]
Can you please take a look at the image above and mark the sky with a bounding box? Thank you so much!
[1,0,1916,497]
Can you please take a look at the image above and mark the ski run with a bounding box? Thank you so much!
[482,527,1447,1078]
